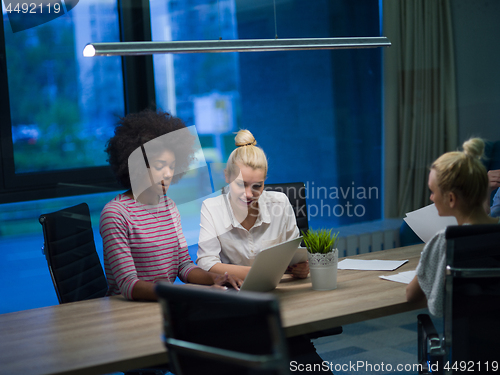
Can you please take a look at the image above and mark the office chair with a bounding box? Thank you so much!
[265,182,342,339]
[40,204,168,375]
[265,182,309,235]
[39,203,108,304]
[156,283,290,375]
[417,224,500,375]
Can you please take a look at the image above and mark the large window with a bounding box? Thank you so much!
[150,0,383,239]
[1,0,124,196]
[0,0,383,313]
[0,0,126,314]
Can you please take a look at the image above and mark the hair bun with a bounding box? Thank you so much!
[462,137,485,159]
[234,129,257,147]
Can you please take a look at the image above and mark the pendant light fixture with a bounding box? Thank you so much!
[83,37,390,57]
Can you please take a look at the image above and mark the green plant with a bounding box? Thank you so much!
[302,228,339,254]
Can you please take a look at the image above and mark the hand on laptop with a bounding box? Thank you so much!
[211,272,243,291]
[287,261,310,279]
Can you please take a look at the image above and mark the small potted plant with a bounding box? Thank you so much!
[302,228,339,291]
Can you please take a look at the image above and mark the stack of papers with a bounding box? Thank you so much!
[337,259,416,284]
[404,204,457,243]
[337,259,408,271]
[379,270,416,284]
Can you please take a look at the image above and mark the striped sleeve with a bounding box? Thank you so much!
[100,202,140,300]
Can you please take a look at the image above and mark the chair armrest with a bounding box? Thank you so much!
[417,314,444,374]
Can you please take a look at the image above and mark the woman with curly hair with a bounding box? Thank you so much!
[406,138,499,316]
[99,108,240,301]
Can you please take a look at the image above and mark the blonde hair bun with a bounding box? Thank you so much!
[226,129,268,179]
[462,137,485,159]
[235,129,257,147]
[431,137,488,214]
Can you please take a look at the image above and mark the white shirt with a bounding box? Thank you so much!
[196,190,300,271]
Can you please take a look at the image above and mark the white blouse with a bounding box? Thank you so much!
[196,190,300,271]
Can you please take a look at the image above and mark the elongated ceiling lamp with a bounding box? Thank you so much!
[83,37,390,57]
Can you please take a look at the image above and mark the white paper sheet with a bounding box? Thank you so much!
[404,204,457,243]
[289,247,308,266]
[337,259,408,271]
[379,270,416,284]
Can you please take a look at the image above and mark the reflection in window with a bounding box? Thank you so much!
[151,0,382,232]
[151,0,240,163]
[3,0,124,173]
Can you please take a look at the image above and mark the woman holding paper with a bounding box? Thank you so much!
[406,138,499,316]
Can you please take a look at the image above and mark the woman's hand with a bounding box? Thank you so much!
[287,261,310,279]
[488,169,500,192]
[211,272,243,291]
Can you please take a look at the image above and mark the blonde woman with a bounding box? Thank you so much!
[197,129,309,281]
[406,138,499,316]
[197,130,333,373]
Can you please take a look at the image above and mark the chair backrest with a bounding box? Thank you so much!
[443,224,500,368]
[155,283,290,375]
[39,203,108,304]
[264,182,308,235]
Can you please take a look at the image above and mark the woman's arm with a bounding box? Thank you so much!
[131,270,243,301]
[406,275,426,303]
[101,203,160,301]
[186,268,242,289]
[209,262,250,280]
[100,204,142,300]
[288,262,310,278]
[131,280,158,301]
[284,198,301,240]
[197,200,227,271]
[283,199,309,278]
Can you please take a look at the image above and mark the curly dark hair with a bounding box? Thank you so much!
[105,108,196,189]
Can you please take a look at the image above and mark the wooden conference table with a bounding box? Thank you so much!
[0,244,425,375]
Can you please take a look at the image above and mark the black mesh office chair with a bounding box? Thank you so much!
[265,182,342,339]
[265,182,309,235]
[156,283,290,375]
[41,204,167,375]
[417,224,500,375]
[39,203,108,304]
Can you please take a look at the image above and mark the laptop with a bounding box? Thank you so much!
[239,236,303,292]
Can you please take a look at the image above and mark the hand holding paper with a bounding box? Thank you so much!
[404,204,457,243]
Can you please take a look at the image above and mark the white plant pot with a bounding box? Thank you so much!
[307,249,338,291]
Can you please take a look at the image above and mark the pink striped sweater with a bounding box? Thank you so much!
[99,194,198,299]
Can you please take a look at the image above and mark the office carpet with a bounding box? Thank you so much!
[313,308,441,375]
